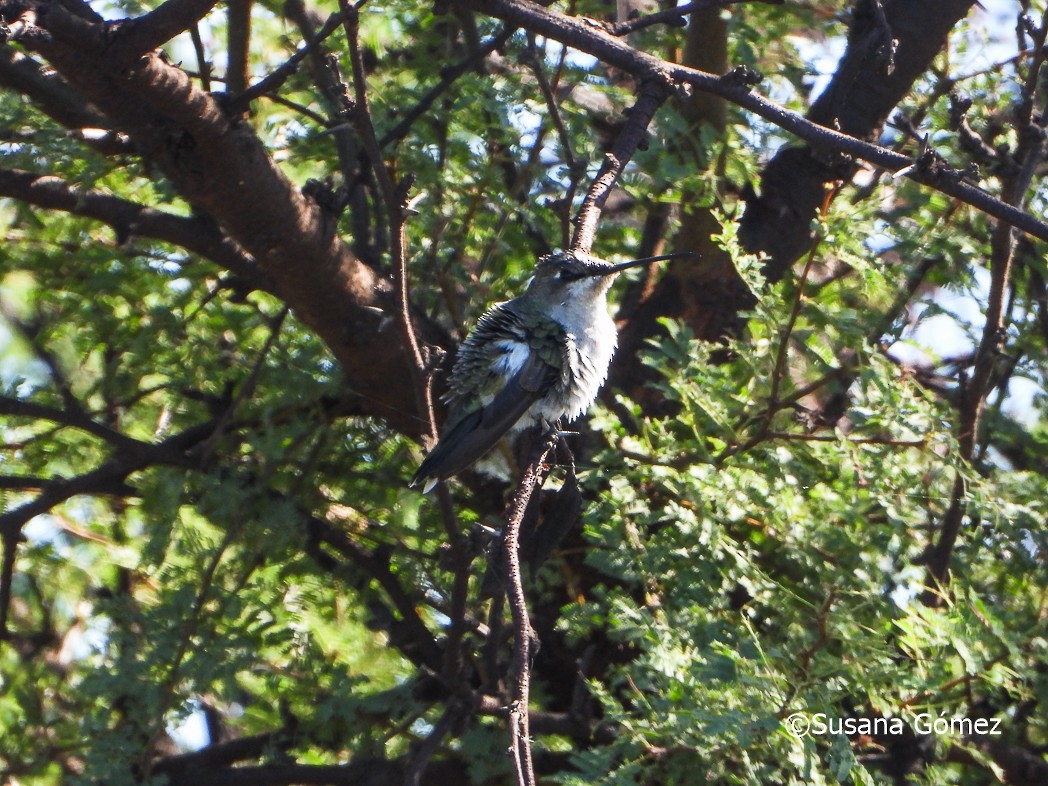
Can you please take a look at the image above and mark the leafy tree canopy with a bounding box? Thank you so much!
[0,0,1046,784]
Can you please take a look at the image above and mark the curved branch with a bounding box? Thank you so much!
[461,0,1048,244]
[502,431,559,786]
[112,0,222,61]
[12,7,445,435]
[0,395,159,454]
[0,47,106,129]
[0,167,266,284]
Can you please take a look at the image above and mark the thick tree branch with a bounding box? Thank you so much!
[0,47,106,129]
[8,6,444,435]
[113,0,222,61]
[0,167,265,285]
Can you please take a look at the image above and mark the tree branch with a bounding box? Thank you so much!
[339,0,435,441]
[0,47,108,130]
[11,11,444,434]
[0,395,158,454]
[924,9,1048,599]
[502,431,558,786]
[571,80,669,253]
[229,11,342,111]
[0,419,216,636]
[113,0,222,61]
[378,25,515,149]
[153,730,294,775]
[306,516,444,671]
[461,0,1048,244]
[0,167,266,285]
[607,0,780,37]
[225,0,251,95]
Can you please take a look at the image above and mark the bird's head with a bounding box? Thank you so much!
[525,250,696,306]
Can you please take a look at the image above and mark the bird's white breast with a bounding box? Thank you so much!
[534,294,617,422]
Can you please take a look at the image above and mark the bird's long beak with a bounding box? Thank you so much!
[585,251,698,276]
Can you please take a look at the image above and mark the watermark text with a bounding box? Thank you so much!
[783,712,1003,739]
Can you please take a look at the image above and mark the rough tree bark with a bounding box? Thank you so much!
[2,0,443,435]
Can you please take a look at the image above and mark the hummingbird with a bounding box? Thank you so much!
[410,250,693,492]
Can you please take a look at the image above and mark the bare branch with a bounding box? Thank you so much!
[0,395,157,454]
[339,0,437,442]
[924,9,1048,599]
[379,25,515,149]
[502,431,559,786]
[225,0,251,94]
[462,0,1048,244]
[229,11,342,111]
[571,80,669,253]
[152,730,293,776]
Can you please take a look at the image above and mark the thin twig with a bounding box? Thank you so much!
[230,12,343,111]
[768,244,819,412]
[0,300,84,417]
[283,0,374,255]
[765,431,927,447]
[608,0,780,37]
[189,23,211,91]
[196,307,289,464]
[380,25,515,149]
[402,701,460,786]
[714,255,945,465]
[571,79,670,253]
[502,431,559,786]
[923,9,1048,602]
[140,523,240,778]
[0,419,218,638]
[339,0,437,443]
[438,485,472,680]
[0,532,18,640]
[523,34,579,248]
[0,395,157,455]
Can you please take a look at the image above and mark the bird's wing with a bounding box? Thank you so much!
[410,349,557,489]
